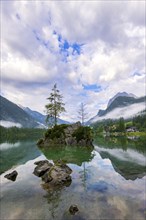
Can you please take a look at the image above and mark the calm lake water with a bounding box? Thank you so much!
[0,136,146,220]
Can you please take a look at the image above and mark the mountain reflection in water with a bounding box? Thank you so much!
[0,141,41,174]
[94,136,146,180]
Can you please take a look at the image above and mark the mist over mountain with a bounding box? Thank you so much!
[0,96,40,128]
[0,96,70,128]
[88,92,146,124]
[107,92,137,107]
[1,92,145,128]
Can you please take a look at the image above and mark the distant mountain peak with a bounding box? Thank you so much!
[87,93,145,125]
[107,92,137,108]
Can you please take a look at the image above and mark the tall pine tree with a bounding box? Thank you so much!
[45,84,65,126]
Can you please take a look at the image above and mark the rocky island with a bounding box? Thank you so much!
[37,122,93,148]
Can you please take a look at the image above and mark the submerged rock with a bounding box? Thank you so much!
[69,204,79,215]
[4,170,18,181]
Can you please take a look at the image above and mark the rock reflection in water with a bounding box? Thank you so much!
[40,145,95,166]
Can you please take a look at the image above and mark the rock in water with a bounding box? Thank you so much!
[54,159,72,174]
[37,122,93,148]
[48,165,72,185]
[34,160,49,166]
[33,159,72,188]
[42,171,53,183]
[4,170,18,181]
[33,160,53,177]
[69,204,79,215]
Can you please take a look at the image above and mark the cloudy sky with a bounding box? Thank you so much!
[1,1,145,121]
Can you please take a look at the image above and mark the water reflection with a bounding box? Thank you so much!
[40,145,94,166]
[0,141,41,174]
[94,136,146,180]
[0,137,146,220]
[43,186,66,219]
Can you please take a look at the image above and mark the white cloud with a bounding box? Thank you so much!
[1,1,145,121]
[0,120,22,128]
[0,142,20,150]
[90,102,145,123]
[95,146,146,166]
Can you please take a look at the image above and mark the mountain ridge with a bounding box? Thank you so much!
[107,92,137,107]
[23,107,70,126]
[0,95,40,128]
[0,95,70,128]
[88,93,146,124]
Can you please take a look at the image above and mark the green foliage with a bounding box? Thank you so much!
[125,121,133,128]
[94,135,146,154]
[72,126,93,142]
[44,124,69,139]
[37,138,44,145]
[96,125,104,133]
[45,84,66,126]
[133,113,146,131]
[117,117,126,132]
[0,126,46,143]
[93,113,146,135]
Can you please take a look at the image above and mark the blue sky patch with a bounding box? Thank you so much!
[63,40,70,50]
[72,43,83,55]
[83,84,102,92]
[54,31,83,58]
[88,181,108,193]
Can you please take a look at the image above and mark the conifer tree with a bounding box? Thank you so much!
[117,117,126,132]
[45,84,65,126]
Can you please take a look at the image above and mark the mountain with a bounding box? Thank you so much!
[0,96,40,128]
[88,93,146,124]
[107,92,136,107]
[0,95,70,128]
[23,107,70,126]
[24,107,46,126]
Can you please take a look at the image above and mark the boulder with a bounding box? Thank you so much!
[69,204,79,215]
[33,160,53,177]
[64,122,81,136]
[34,160,49,166]
[42,171,53,183]
[65,137,77,145]
[54,159,72,174]
[4,170,18,181]
[48,165,72,186]
[33,159,72,188]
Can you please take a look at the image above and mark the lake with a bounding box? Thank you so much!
[0,136,146,220]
